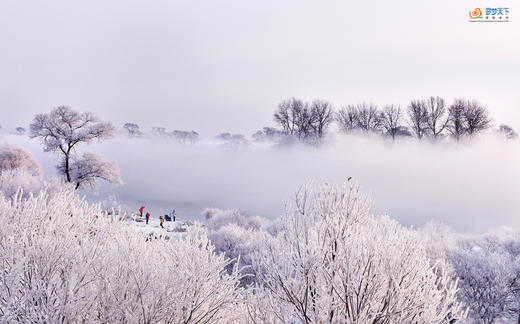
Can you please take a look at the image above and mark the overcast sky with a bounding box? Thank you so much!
[0,0,519,135]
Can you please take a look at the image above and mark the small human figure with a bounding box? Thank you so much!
[139,206,145,217]
[159,215,164,228]
[172,209,176,222]
[145,212,150,225]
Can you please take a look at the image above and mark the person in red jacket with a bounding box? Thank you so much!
[139,206,145,217]
[145,212,150,225]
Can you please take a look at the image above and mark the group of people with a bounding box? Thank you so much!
[139,206,176,228]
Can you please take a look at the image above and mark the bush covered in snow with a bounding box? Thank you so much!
[424,226,520,324]
[245,184,467,323]
[8,181,520,323]
[203,208,270,286]
[0,144,42,198]
[0,186,243,323]
[203,207,266,231]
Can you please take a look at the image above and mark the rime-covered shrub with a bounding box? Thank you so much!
[0,170,41,199]
[203,207,265,231]
[0,144,42,198]
[214,133,250,149]
[169,130,199,145]
[203,208,270,286]
[419,221,458,273]
[496,124,518,140]
[208,223,268,286]
[99,193,129,215]
[420,223,520,323]
[0,186,243,323]
[447,229,520,323]
[246,183,467,323]
[252,127,286,143]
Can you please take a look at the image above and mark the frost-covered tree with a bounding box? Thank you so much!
[152,127,167,137]
[337,103,381,134]
[0,185,244,323]
[446,99,491,140]
[169,130,199,145]
[0,144,41,177]
[208,223,267,287]
[215,133,250,149]
[203,208,270,286]
[448,230,520,323]
[450,247,514,323]
[97,226,244,323]
[424,96,448,139]
[274,98,333,144]
[274,98,308,138]
[0,144,42,198]
[12,127,26,135]
[0,170,40,199]
[497,124,518,140]
[252,127,286,143]
[463,100,491,136]
[59,152,122,190]
[420,224,520,323]
[356,103,381,132]
[309,99,334,142]
[149,127,199,145]
[123,122,142,137]
[407,99,428,139]
[380,105,404,140]
[336,105,359,133]
[248,183,467,323]
[393,125,413,138]
[447,99,466,140]
[29,106,119,190]
[203,208,265,231]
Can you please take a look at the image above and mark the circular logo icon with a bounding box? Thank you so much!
[469,8,483,19]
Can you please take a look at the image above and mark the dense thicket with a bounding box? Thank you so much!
[0,183,483,323]
[0,187,243,323]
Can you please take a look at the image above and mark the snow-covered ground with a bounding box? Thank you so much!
[130,215,190,236]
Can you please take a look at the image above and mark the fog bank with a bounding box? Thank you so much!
[2,133,519,233]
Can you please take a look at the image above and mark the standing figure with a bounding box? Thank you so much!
[145,212,150,225]
[139,206,145,217]
[172,209,176,222]
[159,215,165,228]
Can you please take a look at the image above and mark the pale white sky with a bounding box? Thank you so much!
[0,0,519,135]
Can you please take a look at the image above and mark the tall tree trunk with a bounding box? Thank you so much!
[64,153,71,183]
[65,144,72,183]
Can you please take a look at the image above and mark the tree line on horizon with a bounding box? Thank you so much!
[255,96,518,144]
[1,97,517,150]
[117,96,518,146]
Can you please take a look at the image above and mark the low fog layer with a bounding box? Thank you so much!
[3,133,518,234]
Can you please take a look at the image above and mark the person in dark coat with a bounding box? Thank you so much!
[145,212,150,225]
